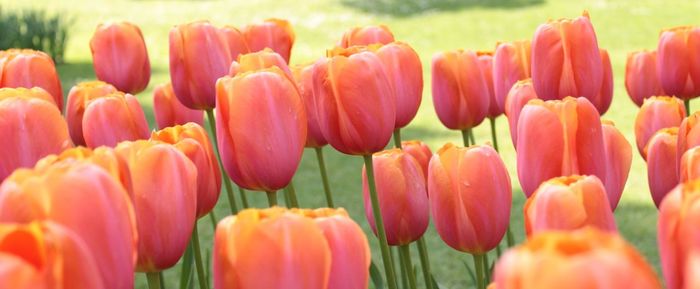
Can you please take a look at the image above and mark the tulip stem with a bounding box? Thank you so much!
[416,238,434,289]
[205,109,239,214]
[686,99,691,114]
[191,225,209,289]
[506,226,514,247]
[266,191,278,207]
[147,272,161,289]
[489,117,499,152]
[208,211,217,230]
[363,154,399,289]
[314,147,334,207]
[469,130,476,145]
[399,245,417,289]
[461,129,471,147]
[159,271,167,289]
[472,254,485,289]
[285,182,299,207]
[393,128,402,148]
[238,186,249,208]
[483,252,490,284]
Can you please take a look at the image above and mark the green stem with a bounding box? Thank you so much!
[208,211,217,230]
[393,128,402,148]
[266,191,278,207]
[205,109,238,214]
[191,225,209,289]
[399,245,417,289]
[472,254,485,289]
[363,154,398,289]
[461,129,470,147]
[507,226,515,247]
[282,186,292,207]
[285,182,299,207]
[489,117,499,152]
[416,238,434,289]
[398,247,408,289]
[495,243,502,257]
[159,271,167,289]
[146,272,161,289]
[238,186,249,208]
[483,253,490,284]
[314,147,334,207]
[685,99,691,114]
[469,130,476,145]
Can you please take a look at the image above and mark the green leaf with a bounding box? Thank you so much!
[370,261,385,289]
[430,273,442,289]
[179,244,194,289]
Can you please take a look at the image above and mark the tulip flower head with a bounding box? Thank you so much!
[65,81,119,145]
[242,18,295,63]
[153,82,204,129]
[477,50,502,118]
[646,127,680,207]
[678,111,700,169]
[374,42,423,128]
[493,40,532,112]
[292,62,327,148]
[81,91,150,148]
[228,48,292,79]
[0,49,63,110]
[625,50,665,106]
[401,140,432,179]
[657,26,700,99]
[220,25,250,61]
[634,96,686,159]
[601,120,632,210]
[338,24,395,48]
[504,79,539,147]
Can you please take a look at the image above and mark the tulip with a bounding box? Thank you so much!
[0,88,72,181]
[65,81,118,145]
[0,49,63,110]
[216,67,306,191]
[242,18,295,63]
[594,49,614,114]
[657,26,700,99]
[89,21,150,94]
[169,21,232,110]
[0,162,138,289]
[477,51,501,118]
[647,128,680,207]
[213,207,331,289]
[626,50,665,106]
[151,123,221,217]
[228,48,292,79]
[516,97,606,197]
[634,96,686,159]
[339,25,395,48]
[220,25,250,60]
[153,82,204,129]
[82,91,150,148]
[115,140,197,272]
[493,228,662,289]
[677,111,700,167]
[493,40,531,112]
[374,42,423,128]
[401,140,432,179]
[601,121,632,210]
[292,63,327,148]
[0,221,105,289]
[680,146,700,182]
[504,79,538,147]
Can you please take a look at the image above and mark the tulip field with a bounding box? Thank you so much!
[4,0,700,288]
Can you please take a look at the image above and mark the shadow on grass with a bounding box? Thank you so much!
[339,0,545,17]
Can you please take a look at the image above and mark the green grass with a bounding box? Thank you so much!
[4,0,700,288]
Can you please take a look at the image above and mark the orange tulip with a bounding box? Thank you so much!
[292,62,327,148]
[504,79,538,147]
[493,228,662,289]
[601,121,632,210]
[516,97,606,197]
[214,207,331,289]
[375,42,423,128]
[428,143,512,253]
[524,175,616,236]
[680,146,700,182]
[115,140,197,272]
[153,82,203,129]
[431,49,490,130]
[634,96,686,159]
[312,47,396,155]
[242,18,295,63]
[0,49,63,110]
[493,40,531,112]
[657,26,700,99]
[216,67,306,191]
[625,50,665,106]
[151,123,221,217]
[65,81,118,145]
[0,88,72,181]
[0,221,105,289]
[338,25,395,48]
[81,91,150,148]
[169,21,232,110]
[220,25,250,61]
[677,111,700,168]
[0,162,138,289]
[89,21,150,94]
[647,128,680,207]
[401,140,432,180]
[477,51,501,118]
[228,48,292,79]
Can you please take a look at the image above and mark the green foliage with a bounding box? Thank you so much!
[0,6,71,63]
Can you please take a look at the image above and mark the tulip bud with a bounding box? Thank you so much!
[220,25,250,61]
[657,26,700,99]
[339,25,395,48]
[228,48,292,79]
[89,21,150,94]
[242,18,295,63]
[494,40,531,112]
[677,111,700,168]
[647,128,680,207]
[634,96,686,159]
[82,91,150,148]
[504,79,539,147]
[401,140,432,179]
[477,51,502,118]
[626,50,665,106]
[65,81,119,145]
[0,49,63,110]
[601,120,632,210]
[153,82,203,129]
[292,63,327,148]
[375,42,423,128]
[428,143,512,253]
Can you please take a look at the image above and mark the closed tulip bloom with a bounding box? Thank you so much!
[0,221,105,289]
[634,96,686,159]
[657,26,700,99]
[312,47,396,155]
[82,91,150,148]
[65,81,118,145]
[362,149,429,245]
[601,121,632,210]
[677,111,700,167]
[432,50,490,130]
[0,49,63,110]
[228,48,292,79]
[493,228,662,289]
[292,63,327,148]
[216,67,306,191]
[375,42,423,128]
[220,25,250,61]
[428,143,512,253]
[647,128,680,207]
[0,162,138,289]
[169,21,232,110]
[151,123,221,217]
[516,97,607,197]
[401,140,432,179]
[89,21,150,94]
[478,51,502,118]
[504,79,539,147]
[213,207,331,289]
[494,40,531,112]
[626,51,665,106]
[680,146,700,182]
[242,18,295,63]
[153,82,203,129]
[339,25,395,48]
[115,140,197,271]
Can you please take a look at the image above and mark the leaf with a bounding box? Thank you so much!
[430,273,442,289]
[370,261,385,289]
[179,244,194,289]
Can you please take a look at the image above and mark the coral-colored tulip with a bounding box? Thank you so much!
[0,89,72,181]
[292,63,327,148]
[601,121,632,210]
[647,128,680,207]
[504,79,539,147]
[594,49,614,114]
[242,18,295,63]
[432,50,490,130]
[634,96,686,159]
[214,207,331,289]
[680,146,700,182]
[81,91,150,148]
[494,40,531,112]
[115,140,197,272]
[339,25,395,48]
[516,97,606,197]
[169,21,232,110]
[0,162,138,289]
[0,221,105,289]
[153,82,203,129]
[89,21,150,94]
[151,123,220,217]
[312,47,396,155]
[0,49,63,110]
[657,26,700,99]
[216,67,306,191]
[65,81,118,145]
[362,149,429,245]
[228,48,292,79]
[493,228,662,289]
[626,51,665,106]
[477,51,502,118]
[524,175,617,236]
[220,25,250,61]
[428,143,512,253]
[677,111,700,167]
[401,140,432,179]
[375,42,423,128]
